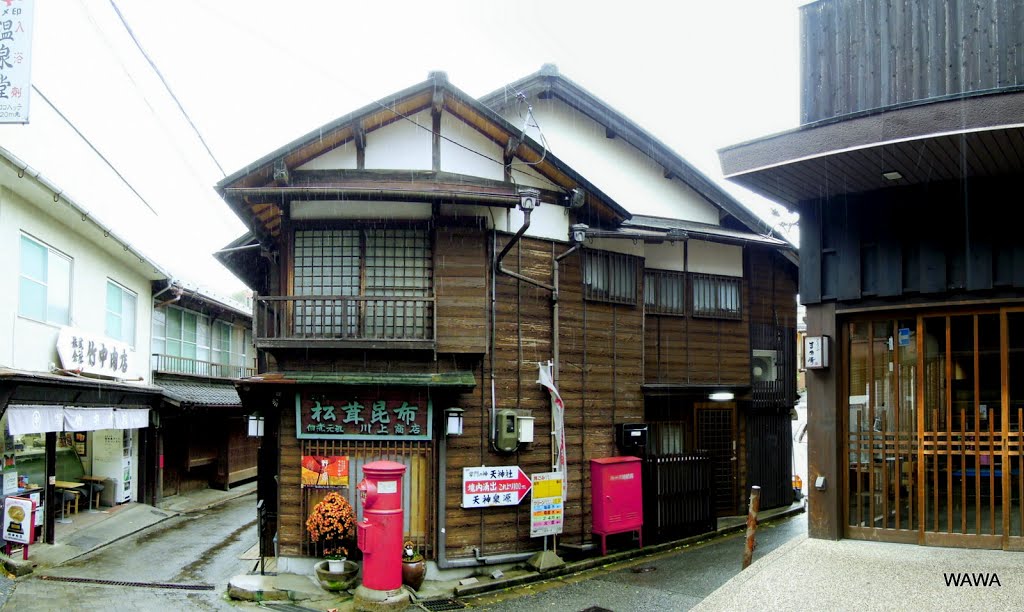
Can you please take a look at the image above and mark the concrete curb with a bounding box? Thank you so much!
[455,503,806,598]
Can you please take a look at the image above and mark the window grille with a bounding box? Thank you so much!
[691,273,741,320]
[294,228,433,339]
[644,270,686,315]
[583,250,639,305]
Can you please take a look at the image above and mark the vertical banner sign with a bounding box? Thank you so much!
[3,496,35,545]
[537,362,567,500]
[0,0,34,123]
[530,472,564,538]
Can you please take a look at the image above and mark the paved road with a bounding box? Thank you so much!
[3,494,257,611]
[464,512,807,612]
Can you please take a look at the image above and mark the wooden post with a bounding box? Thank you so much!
[742,485,761,570]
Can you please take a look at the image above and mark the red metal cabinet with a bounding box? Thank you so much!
[590,456,643,555]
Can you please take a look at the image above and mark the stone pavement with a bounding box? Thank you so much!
[694,534,1024,612]
[0,481,256,576]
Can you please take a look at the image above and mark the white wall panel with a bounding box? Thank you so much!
[440,115,504,180]
[364,110,432,170]
[297,140,357,170]
[688,240,742,277]
[291,200,432,220]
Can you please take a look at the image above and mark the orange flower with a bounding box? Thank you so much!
[306,492,356,557]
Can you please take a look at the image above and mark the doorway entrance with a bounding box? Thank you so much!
[844,309,1024,549]
[695,402,737,516]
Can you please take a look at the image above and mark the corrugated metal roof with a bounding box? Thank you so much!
[158,379,241,407]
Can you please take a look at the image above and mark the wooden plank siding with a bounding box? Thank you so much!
[434,223,489,354]
[801,0,1024,124]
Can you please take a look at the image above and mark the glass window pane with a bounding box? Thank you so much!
[122,290,136,346]
[18,277,46,320]
[20,236,46,281]
[48,253,71,325]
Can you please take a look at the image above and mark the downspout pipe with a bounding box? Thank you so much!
[495,207,556,293]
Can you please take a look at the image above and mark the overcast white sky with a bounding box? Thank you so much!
[5,0,807,297]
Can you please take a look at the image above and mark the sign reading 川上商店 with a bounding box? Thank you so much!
[296,391,432,441]
[0,0,35,124]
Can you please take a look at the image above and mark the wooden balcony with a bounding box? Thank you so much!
[151,354,256,380]
[254,294,435,350]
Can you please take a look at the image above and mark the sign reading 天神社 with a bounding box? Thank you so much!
[296,391,432,441]
[462,466,532,508]
[0,0,35,123]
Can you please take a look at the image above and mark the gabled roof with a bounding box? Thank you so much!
[217,72,631,248]
[479,65,781,241]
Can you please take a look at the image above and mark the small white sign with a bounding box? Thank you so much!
[3,497,35,545]
[804,335,830,369]
[2,472,17,496]
[56,327,140,380]
[377,480,397,494]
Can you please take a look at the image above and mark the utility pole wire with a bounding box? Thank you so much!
[109,0,227,177]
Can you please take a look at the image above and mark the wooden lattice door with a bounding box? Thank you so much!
[695,403,737,516]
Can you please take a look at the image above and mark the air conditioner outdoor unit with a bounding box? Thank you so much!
[752,349,778,383]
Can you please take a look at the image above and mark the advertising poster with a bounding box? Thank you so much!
[530,472,564,538]
[3,496,35,545]
[301,455,349,488]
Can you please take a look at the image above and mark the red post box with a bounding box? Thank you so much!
[590,456,643,555]
[356,460,406,592]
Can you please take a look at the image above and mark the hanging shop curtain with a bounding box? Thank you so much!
[6,405,149,434]
[6,405,65,435]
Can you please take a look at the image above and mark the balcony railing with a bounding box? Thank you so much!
[255,294,435,349]
[151,353,256,379]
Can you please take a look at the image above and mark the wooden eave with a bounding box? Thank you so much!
[218,74,630,244]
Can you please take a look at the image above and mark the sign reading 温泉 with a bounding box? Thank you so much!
[56,327,140,380]
[296,391,432,441]
[462,466,532,508]
[0,0,35,124]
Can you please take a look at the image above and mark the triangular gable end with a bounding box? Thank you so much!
[217,72,630,248]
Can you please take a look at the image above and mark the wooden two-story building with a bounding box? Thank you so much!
[216,69,797,573]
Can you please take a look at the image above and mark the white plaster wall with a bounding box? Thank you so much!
[508,202,570,242]
[644,241,687,272]
[587,237,645,258]
[291,200,432,220]
[509,163,555,191]
[688,240,743,277]
[440,114,504,180]
[439,204,496,229]
[364,110,433,170]
[498,100,720,224]
[296,139,357,170]
[0,186,154,382]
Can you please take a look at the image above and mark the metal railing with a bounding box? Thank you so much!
[151,353,256,379]
[255,294,435,343]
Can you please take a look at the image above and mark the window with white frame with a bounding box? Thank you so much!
[212,320,233,366]
[583,250,639,305]
[691,273,741,320]
[105,280,137,346]
[18,234,72,325]
[644,269,686,315]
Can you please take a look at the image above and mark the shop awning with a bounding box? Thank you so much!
[238,371,477,389]
[6,405,150,435]
[159,379,242,407]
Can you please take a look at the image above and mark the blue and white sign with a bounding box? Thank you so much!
[897,328,911,347]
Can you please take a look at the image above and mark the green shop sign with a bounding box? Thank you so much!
[296,391,433,440]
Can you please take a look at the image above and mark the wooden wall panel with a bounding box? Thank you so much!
[278,404,303,556]
[435,224,488,354]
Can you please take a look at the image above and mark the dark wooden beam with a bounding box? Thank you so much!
[432,89,443,171]
[354,123,366,170]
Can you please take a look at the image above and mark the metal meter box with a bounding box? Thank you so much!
[615,423,648,451]
[590,456,643,555]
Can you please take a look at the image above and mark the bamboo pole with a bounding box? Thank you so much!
[742,486,761,570]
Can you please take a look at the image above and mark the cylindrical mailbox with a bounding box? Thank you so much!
[357,460,406,592]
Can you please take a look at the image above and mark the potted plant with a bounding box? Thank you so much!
[402,540,426,591]
[306,492,358,590]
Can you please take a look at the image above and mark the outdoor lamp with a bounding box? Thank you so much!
[709,391,734,402]
[445,407,464,436]
[570,223,589,244]
[247,412,265,437]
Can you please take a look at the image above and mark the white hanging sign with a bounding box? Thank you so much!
[0,0,34,123]
[56,327,141,380]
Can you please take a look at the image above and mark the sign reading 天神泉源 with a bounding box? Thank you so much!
[295,391,432,441]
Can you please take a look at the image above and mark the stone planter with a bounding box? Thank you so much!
[402,558,426,591]
[313,559,359,592]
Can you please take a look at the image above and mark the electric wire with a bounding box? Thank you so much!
[32,85,158,216]
[108,0,227,177]
[180,0,562,190]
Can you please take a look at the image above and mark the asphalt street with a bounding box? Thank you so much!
[464,511,807,612]
[2,493,257,611]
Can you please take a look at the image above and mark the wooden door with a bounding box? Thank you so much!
[695,402,737,516]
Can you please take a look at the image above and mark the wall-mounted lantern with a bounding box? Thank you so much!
[709,391,734,402]
[247,411,265,437]
[445,407,465,436]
